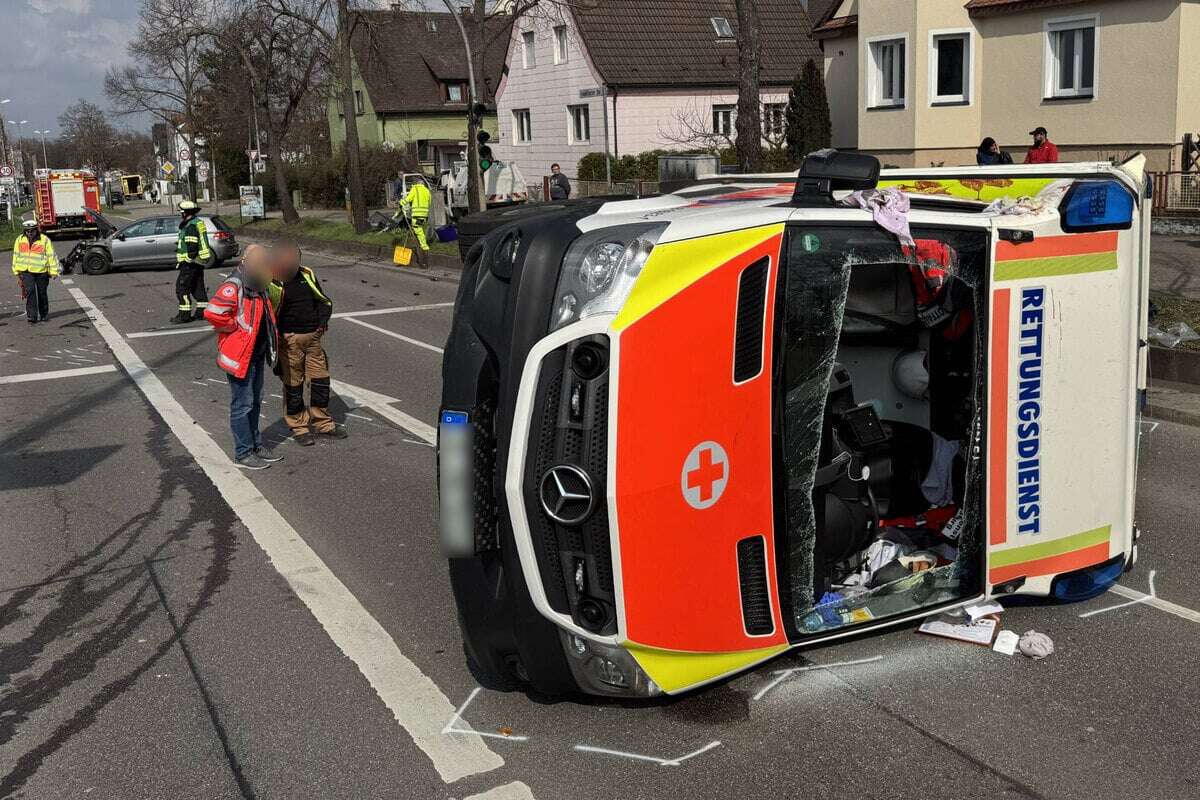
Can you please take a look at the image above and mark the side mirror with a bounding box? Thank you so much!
[116,234,126,241]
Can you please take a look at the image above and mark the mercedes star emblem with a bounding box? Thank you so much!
[539,464,595,526]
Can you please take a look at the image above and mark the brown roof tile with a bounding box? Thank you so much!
[350,10,512,114]
[569,0,823,88]
[965,0,1093,16]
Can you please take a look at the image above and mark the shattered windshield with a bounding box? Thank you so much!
[778,225,988,631]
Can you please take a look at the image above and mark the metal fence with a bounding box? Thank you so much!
[1149,171,1200,214]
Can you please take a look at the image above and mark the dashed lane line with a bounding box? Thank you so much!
[0,365,119,385]
[124,303,454,339]
[65,284,506,785]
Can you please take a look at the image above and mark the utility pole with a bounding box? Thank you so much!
[444,0,485,214]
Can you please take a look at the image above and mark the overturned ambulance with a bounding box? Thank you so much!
[438,152,1150,697]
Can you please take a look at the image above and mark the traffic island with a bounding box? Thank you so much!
[233,217,463,272]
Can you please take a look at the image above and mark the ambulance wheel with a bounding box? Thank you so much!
[462,639,519,691]
[83,251,112,275]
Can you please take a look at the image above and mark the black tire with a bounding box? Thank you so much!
[82,250,112,276]
[462,640,519,692]
[455,202,568,262]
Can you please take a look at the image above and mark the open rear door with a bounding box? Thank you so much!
[985,178,1141,598]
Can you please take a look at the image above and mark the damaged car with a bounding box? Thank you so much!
[438,151,1151,697]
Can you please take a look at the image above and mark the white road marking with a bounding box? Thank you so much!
[332,379,436,443]
[753,656,884,701]
[343,317,444,353]
[66,284,506,785]
[464,782,536,800]
[61,278,74,285]
[124,303,454,339]
[443,688,529,742]
[1091,574,1200,624]
[0,365,119,385]
[345,412,375,422]
[1080,570,1157,618]
[573,741,721,767]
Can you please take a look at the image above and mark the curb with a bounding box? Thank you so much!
[1145,403,1200,428]
[238,226,463,273]
[1149,345,1200,385]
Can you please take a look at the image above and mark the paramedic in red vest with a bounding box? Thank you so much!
[1024,126,1060,164]
[11,220,58,324]
[203,244,284,470]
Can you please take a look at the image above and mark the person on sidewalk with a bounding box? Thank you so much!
[1023,127,1060,164]
[11,219,57,324]
[172,200,212,324]
[549,163,571,200]
[204,244,283,471]
[268,242,347,446]
[397,178,431,264]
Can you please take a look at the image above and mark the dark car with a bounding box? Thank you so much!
[70,212,239,275]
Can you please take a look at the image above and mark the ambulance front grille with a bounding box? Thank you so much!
[733,256,770,383]
[737,535,774,636]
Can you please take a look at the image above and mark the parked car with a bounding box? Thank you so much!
[65,211,239,275]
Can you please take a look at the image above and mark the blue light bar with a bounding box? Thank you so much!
[1059,179,1135,233]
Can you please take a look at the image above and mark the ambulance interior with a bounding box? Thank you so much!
[780,224,988,634]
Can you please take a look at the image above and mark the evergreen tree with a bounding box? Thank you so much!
[785,58,833,163]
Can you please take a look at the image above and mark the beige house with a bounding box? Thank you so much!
[815,0,1200,170]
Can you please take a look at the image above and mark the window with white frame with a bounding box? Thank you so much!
[568,104,590,144]
[445,82,465,103]
[931,32,970,104]
[1046,18,1096,98]
[513,108,532,143]
[868,37,905,108]
[553,25,568,64]
[763,103,786,137]
[711,16,734,39]
[712,105,735,136]
[522,30,536,68]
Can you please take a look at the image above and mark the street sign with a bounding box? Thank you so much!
[254,160,266,174]
[161,161,176,176]
[179,148,192,162]
[239,185,264,219]
[578,88,603,99]
[0,165,12,178]
[197,165,210,181]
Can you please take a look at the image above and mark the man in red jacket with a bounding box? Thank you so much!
[204,244,284,470]
[1024,126,1060,164]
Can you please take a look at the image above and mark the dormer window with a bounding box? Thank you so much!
[444,82,466,103]
[426,18,437,32]
[711,16,734,39]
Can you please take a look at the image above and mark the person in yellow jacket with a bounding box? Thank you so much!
[395,179,432,257]
[11,220,58,324]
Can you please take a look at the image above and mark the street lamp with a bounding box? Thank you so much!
[33,130,50,171]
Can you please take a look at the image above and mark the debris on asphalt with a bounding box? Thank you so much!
[917,615,998,646]
[965,601,1005,622]
[993,630,1020,656]
[1018,630,1055,659]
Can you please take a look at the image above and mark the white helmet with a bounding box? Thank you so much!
[892,350,929,400]
[21,219,38,229]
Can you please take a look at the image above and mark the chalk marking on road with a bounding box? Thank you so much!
[753,656,884,701]
[346,412,374,422]
[1140,420,1160,435]
[66,284,507,785]
[61,278,74,285]
[464,781,536,800]
[32,357,48,362]
[332,379,436,443]
[343,317,444,353]
[443,688,529,742]
[572,741,722,767]
[0,364,119,385]
[206,378,225,384]
[1083,571,1200,624]
[124,303,455,339]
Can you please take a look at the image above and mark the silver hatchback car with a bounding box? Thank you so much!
[72,211,239,275]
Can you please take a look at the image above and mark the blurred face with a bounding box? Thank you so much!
[551,165,560,174]
[241,244,272,283]
[989,141,1000,154]
[1034,132,1046,145]
[269,246,301,280]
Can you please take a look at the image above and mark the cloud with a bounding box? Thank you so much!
[28,0,94,13]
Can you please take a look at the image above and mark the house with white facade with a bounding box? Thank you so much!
[494,0,825,184]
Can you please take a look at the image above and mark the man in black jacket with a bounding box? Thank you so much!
[268,243,347,446]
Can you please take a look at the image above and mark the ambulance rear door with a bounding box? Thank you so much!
[985,175,1142,599]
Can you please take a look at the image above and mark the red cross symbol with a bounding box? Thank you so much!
[681,441,729,510]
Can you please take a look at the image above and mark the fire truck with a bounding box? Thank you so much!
[33,168,103,237]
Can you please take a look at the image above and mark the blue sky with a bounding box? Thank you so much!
[0,0,146,136]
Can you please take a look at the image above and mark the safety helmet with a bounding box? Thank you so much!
[892,350,930,400]
[21,219,38,229]
[179,200,200,213]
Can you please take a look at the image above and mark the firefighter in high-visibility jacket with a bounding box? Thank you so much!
[11,219,57,324]
[395,180,431,256]
[173,200,211,324]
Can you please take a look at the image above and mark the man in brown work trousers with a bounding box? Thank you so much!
[268,243,348,446]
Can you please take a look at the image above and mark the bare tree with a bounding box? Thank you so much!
[734,0,763,173]
[105,0,215,197]
[58,100,120,173]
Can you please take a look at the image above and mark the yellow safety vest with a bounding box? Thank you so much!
[268,265,331,310]
[404,183,431,218]
[11,234,58,276]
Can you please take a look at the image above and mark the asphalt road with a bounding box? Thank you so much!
[2,232,1200,800]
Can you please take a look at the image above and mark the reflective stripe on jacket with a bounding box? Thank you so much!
[403,183,431,218]
[203,273,276,379]
[177,216,212,265]
[11,234,58,275]
[267,265,331,312]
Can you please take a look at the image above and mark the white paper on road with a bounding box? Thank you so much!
[993,630,1020,656]
[66,285,505,785]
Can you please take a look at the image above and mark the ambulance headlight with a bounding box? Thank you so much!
[559,630,662,697]
[552,223,667,331]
